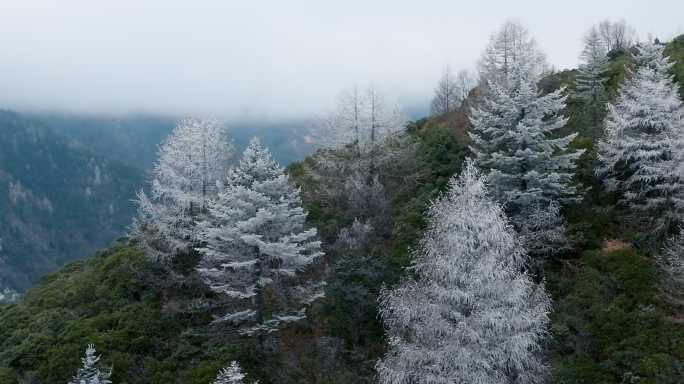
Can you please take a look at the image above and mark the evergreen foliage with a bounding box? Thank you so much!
[68,345,112,384]
[131,118,233,262]
[376,161,551,384]
[597,41,684,235]
[196,138,324,334]
[575,26,610,129]
[470,59,583,257]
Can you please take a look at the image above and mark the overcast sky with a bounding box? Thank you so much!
[1,0,683,119]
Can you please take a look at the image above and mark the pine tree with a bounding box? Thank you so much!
[130,117,233,262]
[376,161,551,384]
[197,138,324,334]
[469,62,583,253]
[68,344,112,384]
[575,26,610,129]
[597,41,684,234]
[212,361,259,384]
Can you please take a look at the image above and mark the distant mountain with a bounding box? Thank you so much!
[0,110,142,294]
[29,113,315,171]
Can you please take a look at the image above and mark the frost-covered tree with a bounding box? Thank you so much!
[336,218,374,251]
[597,42,684,233]
[197,138,324,334]
[470,62,584,224]
[212,361,258,384]
[478,21,548,89]
[312,87,407,227]
[659,228,684,299]
[376,161,551,384]
[575,26,610,124]
[517,201,572,261]
[68,344,112,384]
[597,19,636,53]
[130,118,233,262]
[314,87,406,167]
[431,68,477,116]
[430,67,461,116]
[455,69,477,101]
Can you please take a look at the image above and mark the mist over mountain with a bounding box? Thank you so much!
[29,113,315,170]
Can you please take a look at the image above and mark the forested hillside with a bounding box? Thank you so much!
[1,24,684,384]
[0,110,142,295]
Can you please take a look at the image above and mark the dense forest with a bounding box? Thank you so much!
[2,21,684,384]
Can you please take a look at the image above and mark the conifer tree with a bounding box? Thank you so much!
[376,161,551,384]
[597,41,684,233]
[68,345,112,384]
[212,361,258,384]
[470,62,583,256]
[197,138,324,334]
[130,118,233,262]
[575,26,610,129]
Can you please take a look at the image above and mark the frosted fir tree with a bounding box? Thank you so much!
[130,118,233,262]
[212,361,259,384]
[575,26,610,128]
[576,26,610,101]
[478,21,548,90]
[376,161,551,384]
[596,41,684,233]
[68,344,112,384]
[470,62,584,233]
[197,138,324,334]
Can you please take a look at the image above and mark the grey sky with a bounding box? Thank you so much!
[1,0,682,119]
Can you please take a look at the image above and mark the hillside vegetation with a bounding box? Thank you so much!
[1,31,684,384]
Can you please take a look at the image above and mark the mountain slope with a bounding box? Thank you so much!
[0,110,142,293]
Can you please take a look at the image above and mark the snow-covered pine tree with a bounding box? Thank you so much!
[212,361,259,384]
[575,26,610,128]
[68,344,112,384]
[469,61,583,256]
[376,161,551,384]
[130,117,233,262]
[478,21,548,90]
[197,138,324,334]
[596,41,684,234]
